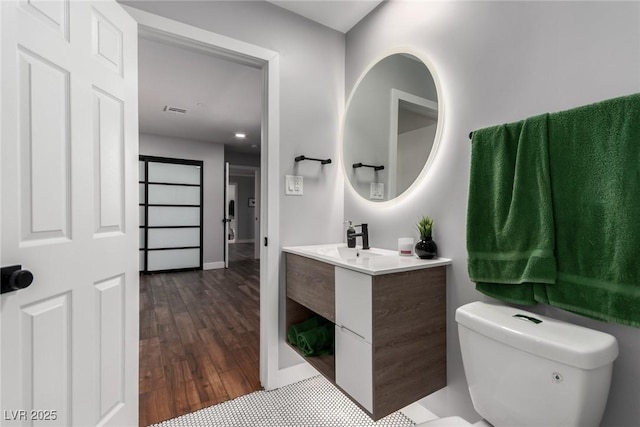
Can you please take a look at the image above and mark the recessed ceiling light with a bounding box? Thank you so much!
[235,133,246,139]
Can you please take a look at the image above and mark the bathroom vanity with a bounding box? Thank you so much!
[283,244,451,421]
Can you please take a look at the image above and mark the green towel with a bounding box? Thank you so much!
[540,93,640,327]
[287,316,325,346]
[467,113,557,304]
[296,323,334,357]
[468,93,640,327]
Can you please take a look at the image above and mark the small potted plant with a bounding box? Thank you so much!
[415,215,437,259]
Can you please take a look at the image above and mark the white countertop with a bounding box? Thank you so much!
[282,243,452,275]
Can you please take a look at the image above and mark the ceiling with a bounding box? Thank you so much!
[267,0,384,33]
[138,37,263,154]
[138,1,382,154]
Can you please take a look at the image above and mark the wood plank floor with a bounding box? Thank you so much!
[139,243,261,426]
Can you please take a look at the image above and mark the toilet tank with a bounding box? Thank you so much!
[456,302,618,427]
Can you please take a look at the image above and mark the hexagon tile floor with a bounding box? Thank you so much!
[150,375,416,427]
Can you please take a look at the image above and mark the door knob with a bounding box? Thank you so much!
[1,265,34,294]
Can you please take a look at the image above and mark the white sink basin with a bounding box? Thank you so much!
[310,245,391,261]
[282,243,451,275]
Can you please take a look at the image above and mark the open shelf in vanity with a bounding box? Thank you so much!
[286,298,336,380]
[285,253,337,379]
[284,247,451,421]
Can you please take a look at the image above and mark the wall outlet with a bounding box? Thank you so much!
[370,182,384,200]
[285,175,303,196]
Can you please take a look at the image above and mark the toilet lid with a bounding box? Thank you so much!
[415,416,473,427]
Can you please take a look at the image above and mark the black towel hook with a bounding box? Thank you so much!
[352,162,384,171]
[295,155,331,165]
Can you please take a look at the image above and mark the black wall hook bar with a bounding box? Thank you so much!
[295,155,332,165]
[352,162,384,171]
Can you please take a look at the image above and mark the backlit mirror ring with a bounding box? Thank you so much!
[340,49,444,206]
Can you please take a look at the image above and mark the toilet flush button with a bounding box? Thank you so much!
[552,372,563,383]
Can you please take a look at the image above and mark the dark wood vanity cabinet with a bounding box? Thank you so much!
[285,252,447,421]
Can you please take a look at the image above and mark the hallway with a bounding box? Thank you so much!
[139,243,260,426]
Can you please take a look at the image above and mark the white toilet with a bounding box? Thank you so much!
[419,301,619,427]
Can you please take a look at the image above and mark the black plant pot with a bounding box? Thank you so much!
[415,236,437,259]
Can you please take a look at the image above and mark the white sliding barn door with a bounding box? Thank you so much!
[139,156,203,273]
[1,1,139,426]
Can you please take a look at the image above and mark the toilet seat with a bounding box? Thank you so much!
[415,416,473,427]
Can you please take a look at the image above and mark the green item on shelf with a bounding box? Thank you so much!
[287,316,325,346]
[296,323,334,357]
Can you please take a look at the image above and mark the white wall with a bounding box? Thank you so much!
[345,2,640,425]
[124,0,345,371]
[140,133,225,267]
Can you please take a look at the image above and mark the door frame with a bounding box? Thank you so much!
[224,162,229,268]
[0,0,3,408]
[227,182,237,246]
[223,162,235,269]
[123,5,283,390]
[228,164,261,259]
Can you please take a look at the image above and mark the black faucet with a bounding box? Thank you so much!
[347,223,370,250]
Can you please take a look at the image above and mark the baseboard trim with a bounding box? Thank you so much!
[203,262,225,270]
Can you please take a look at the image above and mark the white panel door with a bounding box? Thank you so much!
[224,162,230,268]
[1,1,138,426]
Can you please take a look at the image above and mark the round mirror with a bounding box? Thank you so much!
[342,52,441,202]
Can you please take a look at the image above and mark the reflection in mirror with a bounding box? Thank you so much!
[342,53,440,202]
[390,91,438,198]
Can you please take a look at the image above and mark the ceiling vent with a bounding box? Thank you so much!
[163,105,188,115]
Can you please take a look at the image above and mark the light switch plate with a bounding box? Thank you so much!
[285,175,303,196]
[370,182,384,200]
